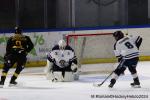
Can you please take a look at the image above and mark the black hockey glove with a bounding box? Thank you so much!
[72,68,77,73]
[4,53,12,60]
[18,49,28,56]
[118,57,122,62]
[51,59,56,63]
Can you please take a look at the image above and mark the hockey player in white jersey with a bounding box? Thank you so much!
[108,31,142,88]
[45,39,78,82]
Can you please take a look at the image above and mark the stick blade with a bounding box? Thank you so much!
[93,83,102,87]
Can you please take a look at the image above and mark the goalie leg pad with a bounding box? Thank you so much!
[46,71,54,80]
[52,72,64,82]
[73,71,79,80]
[52,72,77,82]
[44,60,53,73]
[63,72,74,82]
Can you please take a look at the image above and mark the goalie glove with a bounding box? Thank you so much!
[71,63,78,72]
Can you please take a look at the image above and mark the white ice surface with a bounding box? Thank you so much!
[0,61,150,100]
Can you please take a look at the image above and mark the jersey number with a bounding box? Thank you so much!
[125,42,134,49]
[15,41,22,48]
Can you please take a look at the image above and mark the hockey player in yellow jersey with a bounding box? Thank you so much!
[0,27,34,87]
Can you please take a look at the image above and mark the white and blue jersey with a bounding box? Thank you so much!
[114,36,141,59]
[47,45,77,69]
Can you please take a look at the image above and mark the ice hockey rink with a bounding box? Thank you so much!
[0,61,150,100]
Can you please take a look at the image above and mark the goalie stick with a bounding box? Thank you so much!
[93,71,114,87]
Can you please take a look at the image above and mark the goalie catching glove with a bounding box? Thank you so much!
[71,63,78,72]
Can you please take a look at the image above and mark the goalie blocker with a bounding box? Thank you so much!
[44,39,79,82]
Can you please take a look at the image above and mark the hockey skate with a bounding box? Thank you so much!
[108,83,114,88]
[108,79,116,88]
[131,77,141,88]
[130,82,141,88]
[9,81,18,86]
[0,81,4,88]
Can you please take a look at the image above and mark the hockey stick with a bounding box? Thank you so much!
[93,71,114,87]
[93,62,120,87]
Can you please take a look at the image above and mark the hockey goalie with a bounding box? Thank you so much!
[44,39,79,82]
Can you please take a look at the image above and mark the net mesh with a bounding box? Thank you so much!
[66,33,117,74]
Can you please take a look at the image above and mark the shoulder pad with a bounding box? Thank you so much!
[52,45,60,50]
[65,45,74,51]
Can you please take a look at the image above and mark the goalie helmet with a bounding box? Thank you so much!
[15,26,22,34]
[58,39,66,50]
[113,31,124,41]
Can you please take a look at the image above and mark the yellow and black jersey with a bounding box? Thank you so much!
[6,34,34,55]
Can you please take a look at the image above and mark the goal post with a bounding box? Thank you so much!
[66,32,117,74]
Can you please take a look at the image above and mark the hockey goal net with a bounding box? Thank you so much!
[66,32,117,74]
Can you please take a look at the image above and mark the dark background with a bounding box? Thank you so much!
[0,0,149,30]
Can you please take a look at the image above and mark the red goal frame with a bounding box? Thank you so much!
[66,32,113,45]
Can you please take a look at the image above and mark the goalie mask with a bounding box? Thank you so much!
[113,31,124,41]
[58,40,66,50]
